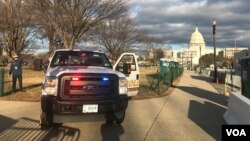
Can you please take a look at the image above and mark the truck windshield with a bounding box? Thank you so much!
[50,51,112,68]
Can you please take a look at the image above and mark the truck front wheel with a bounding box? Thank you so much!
[115,110,126,125]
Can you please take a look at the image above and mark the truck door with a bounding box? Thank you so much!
[114,53,139,97]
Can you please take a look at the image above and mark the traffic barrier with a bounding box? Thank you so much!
[223,92,250,124]
[225,74,241,88]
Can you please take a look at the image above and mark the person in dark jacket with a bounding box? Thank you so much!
[9,55,23,92]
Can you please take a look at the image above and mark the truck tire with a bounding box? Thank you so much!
[105,113,115,124]
[40,112,52,129]
[115,111,125,125]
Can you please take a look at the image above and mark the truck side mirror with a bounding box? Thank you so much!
[123,63,131,74]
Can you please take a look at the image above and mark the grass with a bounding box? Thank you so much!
[0,66,44,102]
[0,66,176,102]
[132,67,171,99]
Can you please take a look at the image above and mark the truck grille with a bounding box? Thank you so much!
[58,73,119,100]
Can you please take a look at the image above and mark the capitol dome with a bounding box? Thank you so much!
[189,26,205,49]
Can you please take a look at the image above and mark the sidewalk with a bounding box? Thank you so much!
[194,70,240,96]
[175,70,228,107]
[145,70,228,141]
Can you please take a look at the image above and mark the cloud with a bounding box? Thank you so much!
[128,0,250,48]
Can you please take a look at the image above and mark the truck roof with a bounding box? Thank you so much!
[55,49,103,54]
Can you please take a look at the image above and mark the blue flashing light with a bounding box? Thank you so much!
[102,77,109,81]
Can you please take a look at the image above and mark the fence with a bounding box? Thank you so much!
[225,74,241,88]
[202,69,241,89]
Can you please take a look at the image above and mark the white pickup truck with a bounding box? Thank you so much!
[40,49,139,129]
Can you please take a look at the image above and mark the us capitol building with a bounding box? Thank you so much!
[173,26,222,69]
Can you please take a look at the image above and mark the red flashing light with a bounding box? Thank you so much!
[72,77,80,81]
[81,52,87,57]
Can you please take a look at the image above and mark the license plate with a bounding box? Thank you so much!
[82,105,98,113]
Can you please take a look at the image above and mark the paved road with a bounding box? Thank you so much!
[0,71,228,141]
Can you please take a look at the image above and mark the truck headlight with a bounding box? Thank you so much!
[119,78,127,95]
[42,77,57,96]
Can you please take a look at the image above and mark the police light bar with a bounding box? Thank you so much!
[102,77,109,81]
[72,77,80,81]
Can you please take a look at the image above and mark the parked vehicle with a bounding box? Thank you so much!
[40,49,139,129]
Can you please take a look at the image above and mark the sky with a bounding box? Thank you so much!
[128,0,250,50]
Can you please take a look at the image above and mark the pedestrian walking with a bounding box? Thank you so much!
[9,55,23,92]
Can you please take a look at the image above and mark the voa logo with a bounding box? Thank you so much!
[226,129,246,136]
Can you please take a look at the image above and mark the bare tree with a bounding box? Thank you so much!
[152,48,164,66]
[34,22,63,55]
[92,16,139,61]
[33,0,127,50]
[0,0,33,59]
[141,36,165,65]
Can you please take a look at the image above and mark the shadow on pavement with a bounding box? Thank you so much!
[190,75,211,82]
[23,83,42,90]
[4,83,42,96]
[188,100,226,141]
[0,115,17,133]
[176,86,228,107]
[0,117,80,141]
[101,123,124,141]
[176,84,228,140]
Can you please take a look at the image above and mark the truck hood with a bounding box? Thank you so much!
[46,66,126,78]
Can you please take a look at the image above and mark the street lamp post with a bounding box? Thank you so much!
[212,19,218,83]
[182,52,184,65]
[199,46,202,74]
[191,52,193,71]
[235,39,237,52]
